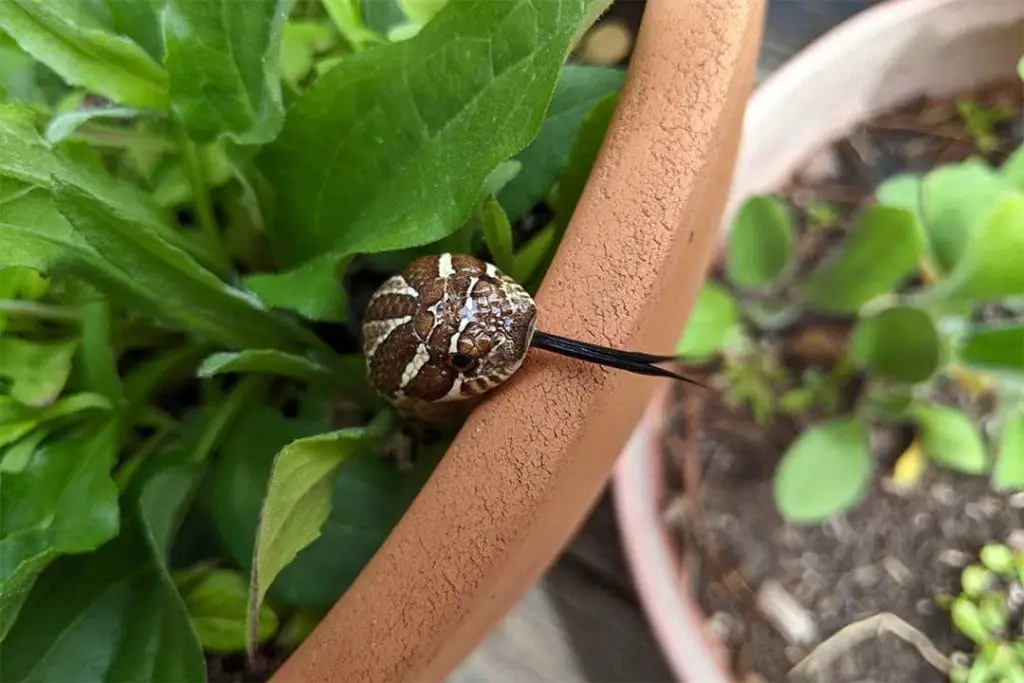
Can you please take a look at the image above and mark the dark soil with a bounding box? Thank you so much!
[660,78,1024,683]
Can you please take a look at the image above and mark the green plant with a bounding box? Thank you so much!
[0,0,623,677]
[675,64,1024,523]
[940,542,1024,683]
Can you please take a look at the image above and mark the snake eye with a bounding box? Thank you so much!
[448,353,477,372]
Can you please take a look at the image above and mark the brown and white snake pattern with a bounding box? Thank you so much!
[362,253,701,422]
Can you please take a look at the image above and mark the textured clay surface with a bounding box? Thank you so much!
[271,1,767,681]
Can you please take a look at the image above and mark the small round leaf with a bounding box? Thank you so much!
[916,193,1024,306]
[802,205,924,313]
[773,417,872,523]
[958,323,1024,377]
[911,402,989,474]
[676,282,740,359]
[725,195,795,290]
[992,407,1024,492]
[849,305,941,383]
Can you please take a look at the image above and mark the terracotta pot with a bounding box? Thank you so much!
[612,0,1024,681]
[269,0,765,681]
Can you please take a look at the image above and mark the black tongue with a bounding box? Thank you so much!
[529,330,706,387]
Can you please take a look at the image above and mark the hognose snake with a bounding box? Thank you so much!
[362,252,702,422]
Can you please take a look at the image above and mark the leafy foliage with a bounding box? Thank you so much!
[677,60,1024,523]
[942,542,1024,683]
[0,0,621,677]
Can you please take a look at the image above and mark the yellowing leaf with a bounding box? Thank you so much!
[246,412,392,654]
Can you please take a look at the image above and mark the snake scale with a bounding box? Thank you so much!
[362,253,701,422]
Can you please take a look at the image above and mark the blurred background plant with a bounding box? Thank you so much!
[675,62,1024,524]
[939,542,1024,683]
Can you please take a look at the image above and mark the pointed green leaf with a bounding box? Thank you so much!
[43,106,142,145]
[725,195,795,290]
[182,568,278,654]
[0,0,168,108]
[0,418,122,640]
[992,407,1024,492]
[915,193,1024,306]
[676,282,741,360]
[497,64,625,221]
[480,195,515,275]
[246,412,392,652]
[918,161,1018,275]
[258,0,609,267]
[0,392,111,453]
[163,0,291,144]
[1001,144,1024,191]
[803,205,924,313]
[197,349,331,383]
[0,336,79,406]
[912,402,988,474]
[0,498,205,682]
[849,304,941,383]
[243,252,351,324]
[50,178,326,354]
[773,418,872,523]
[957,323,1024,376]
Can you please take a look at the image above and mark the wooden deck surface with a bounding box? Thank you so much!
[449,2,885,680]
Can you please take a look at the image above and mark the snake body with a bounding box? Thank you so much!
[362,253,537,421]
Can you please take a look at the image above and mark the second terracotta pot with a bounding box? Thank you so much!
[613,0,1024,680]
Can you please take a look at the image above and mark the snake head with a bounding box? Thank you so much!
[362,253,537,410]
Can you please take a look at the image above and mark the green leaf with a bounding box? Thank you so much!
[0,336,79,405]
[725,195,795,290]
[497,64,625,221]
[197,349,331,383]
[0,0,169,108]
[918,161,1017,275]
[49,178,327,354]
[992,408,1024,491]
[93,0,165,62]
[0,103,222,276]
[246,412,392,651]
[0,391,111,453]
[208,405,428,614]
[773,417,872,523]
[257,0,607,268]
[512,222,555,286]
[0,418,121,640]
[321,0,384,50]
[849,304,941,383]
[676,282,741,360]
[957,323,1024,376]
[551,89,618,231]
[243,252,351,323]
[912,402,988,474]
[43,106,142,145]
[1001,144,1024,191]
[0,498,205,682]
[163,0,291,144]
[914,193,1024,307]
[182,568,278,654]
[480,195,514,275]
[71,297,122,401]
[280,20,337,85]
[399,0,449,25]
[802,205,924,314]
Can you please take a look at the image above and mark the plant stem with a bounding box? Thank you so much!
[178,126,229,271]
[0,299,82,323]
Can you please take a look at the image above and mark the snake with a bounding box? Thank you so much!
[362,253,701,422]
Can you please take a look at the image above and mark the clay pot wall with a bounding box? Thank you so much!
[271,1,766,680]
